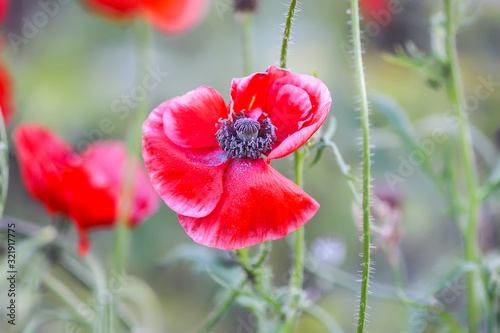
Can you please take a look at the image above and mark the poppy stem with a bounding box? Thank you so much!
[280,0,298,69]
[0,112,8,220]
[443,0,481,331]
[283,149,306,332]
[109,18,153,332]
[241,11,253,76]
[348,0,373,332]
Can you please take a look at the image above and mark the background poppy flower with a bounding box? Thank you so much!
[82,0,210,34]
[142,65,331,250]
[0,0,7,25]
[13,124,159,255]
[0,61,13,124]
[360,0,389,21]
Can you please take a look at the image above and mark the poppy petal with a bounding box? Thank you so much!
[79,142,159,226]
[178,158,319,250]
[143,0,210,35]
[143,104,229,218]
[230,65,289,116]
[266,74,331,160]
[13,125,78,215]
[162,86,227,150]
[82,0,141,19]
[0,61,14,124]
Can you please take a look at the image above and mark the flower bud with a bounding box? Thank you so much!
[234,0,259,13]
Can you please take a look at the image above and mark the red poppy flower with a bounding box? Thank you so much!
[82,0,210,34]
[14,124,159,255]
[360,0,389,21]
[0,61,13,124]
[142,65,331,250]
[0,0,8,24]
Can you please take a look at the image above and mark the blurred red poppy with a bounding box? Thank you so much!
[0,61,13,124]
[143,65,332,250]
[360,0,389,21]
[0,0,7,24]
[82,0,210,34]
[13,124,159,255]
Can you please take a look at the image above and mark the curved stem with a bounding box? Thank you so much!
[280,0,298,69]
[443,1,480,331]
[348,1,373,332]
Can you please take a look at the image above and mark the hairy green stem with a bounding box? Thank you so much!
[280,0,297,69]
[279,2,304,331]
[443,0,481,331]
[349,1,372,332]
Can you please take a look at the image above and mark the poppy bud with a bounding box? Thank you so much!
[234,0,259,13]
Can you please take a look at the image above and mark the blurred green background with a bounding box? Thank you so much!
[1,0,500,332]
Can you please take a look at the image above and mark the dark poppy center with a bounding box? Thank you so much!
[216,113,277,159]
[234,118,260,140]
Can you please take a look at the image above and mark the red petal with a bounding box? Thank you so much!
[61,164,117,230]
[266,74,331,160]
[230,65,289,116]
[142,0,210,34]
[62,142,158,231]
[13,124,77,215]
[0,61,13,124]
[143,104,229,218]
[178,158,319,250]
[360,0,389,20]
[230,66,331,160]
[162,86,227,150]
[82,0,141,19]
[0,0,7,24]
[79,142,159,226]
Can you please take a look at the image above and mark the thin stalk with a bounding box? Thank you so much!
[284,149,306,332]
[280,0,298,69]
[349,1,373,332]
[443,0,481,331]
[109,19,153,332]
[0,112,8,220]
[241,12,253,76]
